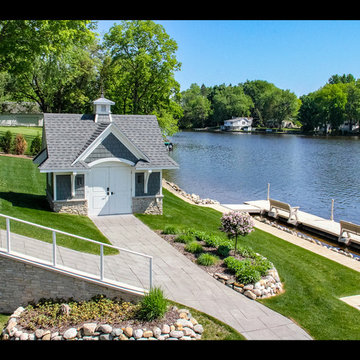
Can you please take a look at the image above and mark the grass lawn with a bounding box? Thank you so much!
[136,188,360,340]
[0,126,42,155]
[0,155,116,255]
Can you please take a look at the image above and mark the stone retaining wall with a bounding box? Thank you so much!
[0,254,141,314]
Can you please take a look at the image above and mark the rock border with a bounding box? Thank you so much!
[165,180,220,205]
[254,215,360,261]
[2,306,204,341]
[211,267,283,300]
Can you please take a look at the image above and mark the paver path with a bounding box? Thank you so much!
[90,214,312,340]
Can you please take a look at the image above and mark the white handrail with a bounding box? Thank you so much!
[0,213,153,290]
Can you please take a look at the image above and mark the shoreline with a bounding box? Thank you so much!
[162,179,360,274]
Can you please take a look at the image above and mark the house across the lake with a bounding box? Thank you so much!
[221,117,253,132]
[33,96,178,216]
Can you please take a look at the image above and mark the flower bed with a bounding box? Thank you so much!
[158,227,283,300]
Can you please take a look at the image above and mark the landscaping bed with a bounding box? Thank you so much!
[2,293,205,341]
[157,227,283,300]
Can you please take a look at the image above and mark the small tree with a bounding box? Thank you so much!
[0,130,12,153]
[220,211,254,255]
[30,134,42,155]
[14,133,27,155]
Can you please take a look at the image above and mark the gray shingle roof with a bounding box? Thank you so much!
[37,113,178,171]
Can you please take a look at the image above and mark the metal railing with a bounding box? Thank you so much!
[0,213,153,292]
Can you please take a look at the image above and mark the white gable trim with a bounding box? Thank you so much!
[87,157,135,167]
[71,123,150,166]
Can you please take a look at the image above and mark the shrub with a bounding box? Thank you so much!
[224,256,263,284]
[174,234,194,244]
[0,130,12,153]
[183,228,198,235]
[235,264,261,285]
[217,245,231,257]
[252,256,273,276]
[137,287,168,321]
[184,241,203,254]
[224,256,245,273]
[14,133,27,155]
[30,134,42,155]
[202,234,222,247]
[196,253,219,266]
[163,225,180,235]
[236,246,257,259]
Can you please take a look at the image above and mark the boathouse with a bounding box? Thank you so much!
[33,96,179,216]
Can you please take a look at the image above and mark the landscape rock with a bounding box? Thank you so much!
[63,328,78,340]
[123,327,133,337]
[170,330,184,338]
[97,324,112,334]
[244,290,257,300]
[82,323,98,336]
[161,324,170,334]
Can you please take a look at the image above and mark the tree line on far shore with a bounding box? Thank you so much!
[180,74,360,134]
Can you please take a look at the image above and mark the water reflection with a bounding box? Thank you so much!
[164,131,360,224]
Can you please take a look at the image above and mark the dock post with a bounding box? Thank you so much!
[330,199,334,221]
[267,183,270,201]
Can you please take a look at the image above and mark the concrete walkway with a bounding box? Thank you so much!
[90,214,312,340]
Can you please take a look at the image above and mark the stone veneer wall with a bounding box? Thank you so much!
[50,198,88,216]
[0,254,142,314]
[132,196,163,215]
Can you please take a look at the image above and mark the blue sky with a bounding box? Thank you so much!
[96,20,360,97]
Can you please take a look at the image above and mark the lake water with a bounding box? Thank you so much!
[164,131,360,224]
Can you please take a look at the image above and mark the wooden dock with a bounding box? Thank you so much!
[222,200,360,247]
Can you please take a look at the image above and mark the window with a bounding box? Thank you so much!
[56,175,71,200]
[74,174,85,199]
[135,173,144,196]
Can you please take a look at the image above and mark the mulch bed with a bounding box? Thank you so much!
[155,231,240,282]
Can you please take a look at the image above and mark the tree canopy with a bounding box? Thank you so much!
[178,80,299,129]
[298,74,360,133]
[102,20,182,136]
[1,20,359,136]
[0,20,182,136]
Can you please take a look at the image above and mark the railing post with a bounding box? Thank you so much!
[149,257,153,290]
[267,183,270,201]
[52,231,57,267]
[100,244,104,281]
[6,217,10,253]
[331,199,334,221]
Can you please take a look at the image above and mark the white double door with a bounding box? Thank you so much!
[89,164,132,215]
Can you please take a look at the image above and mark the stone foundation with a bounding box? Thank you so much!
[132,196,163,215]
[50,198,88,216]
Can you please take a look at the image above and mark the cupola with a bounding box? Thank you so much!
[93,93,115,123]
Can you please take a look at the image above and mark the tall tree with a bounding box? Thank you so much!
[328,73,355,85]
[180,83,211,128]
[211,84,253,126]
[243,80,299,127]
[271,89,301,129]
[0,20,98,113]
[0,20,95,75]
[102,20,182,135]
[313,83,347,132]
[344,82,360,132]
